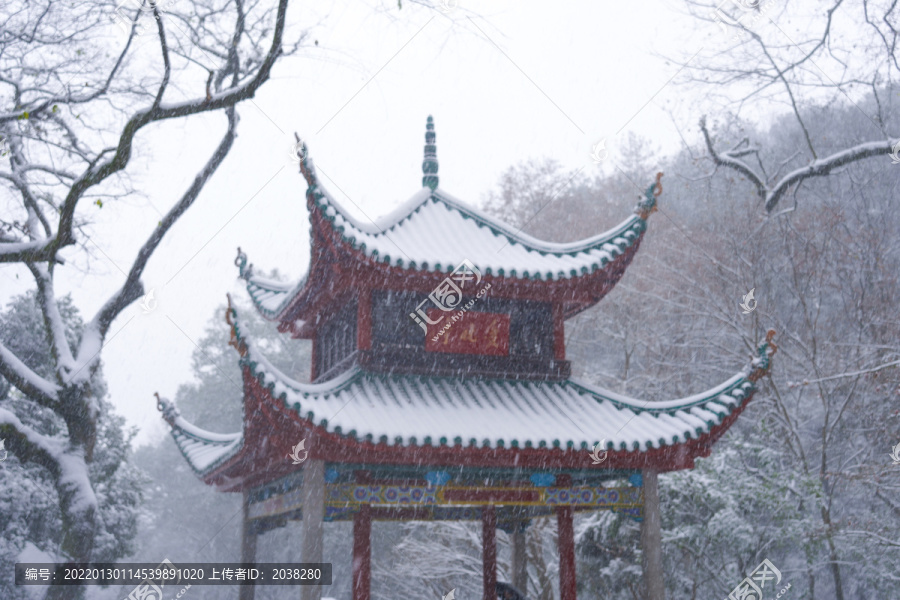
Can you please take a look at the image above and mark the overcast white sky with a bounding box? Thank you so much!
[2,0,756,446]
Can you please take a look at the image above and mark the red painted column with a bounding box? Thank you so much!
[482,505,497,600]
[352,503,372,600]
[557,505,577,600]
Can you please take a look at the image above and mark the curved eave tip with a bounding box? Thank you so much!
[155,392,180,427]
[636,172,663,220]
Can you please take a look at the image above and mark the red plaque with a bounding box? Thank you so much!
[425,310,510,356]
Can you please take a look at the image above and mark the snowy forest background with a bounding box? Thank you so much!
[2,0,899,599]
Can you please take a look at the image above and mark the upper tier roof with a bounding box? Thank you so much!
[236,117,661,322]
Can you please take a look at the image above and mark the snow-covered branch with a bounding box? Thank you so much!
[0,407,98,562]
[0,13,136,126]
[699,116,766,200]
[842,530,900,548]
[763,139,899,211]
[0,341,60,405]
[787,359,900,387]
[0,408,66,473]
[51,0,287,260]
[0,0,290,265]
[27,263,76,378]
[700,116,898,212]
[86,105,239,352]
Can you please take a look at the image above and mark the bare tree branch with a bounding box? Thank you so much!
[700,116,898,211]
[89,105,239,347]
[0,0,290,264]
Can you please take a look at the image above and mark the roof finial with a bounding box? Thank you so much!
[292,132,317,188]
[155,392,181,427]
[422,115,439,191]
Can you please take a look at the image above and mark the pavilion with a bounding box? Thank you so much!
[159,117,776,600]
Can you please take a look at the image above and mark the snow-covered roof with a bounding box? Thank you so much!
[240,340,758,454]
[161,311,777,478]
[156,394,242,475]
[235,131,661,321]
[310,186,648,278]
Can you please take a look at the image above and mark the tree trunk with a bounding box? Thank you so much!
[820,507,845,600]
[45,449,96,600]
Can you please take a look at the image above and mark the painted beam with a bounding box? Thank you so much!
[323,483,643,508]
[247,484,644,521]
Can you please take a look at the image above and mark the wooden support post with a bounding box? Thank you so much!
[239,490,257,600]
[556,506,577,600]
[482,506,497,600]
[301,459,325,600]
[510,523,528,594]
[352,503,372,600]
[641,469,665,600]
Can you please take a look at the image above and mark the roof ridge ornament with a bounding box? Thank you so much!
[422,115,439,191]
[234,246,254,281]
[155,392,181,427]
[748,329,777,382]
[635,172,663,220]
[225,293,249,357]
[293,132,318,188]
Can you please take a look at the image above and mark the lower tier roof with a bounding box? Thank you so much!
[159,309,777,484]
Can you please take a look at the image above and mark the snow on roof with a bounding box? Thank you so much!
[157,395,243,475]
[240,340,756,454]
[162,310,775,475]
[315,185,645,275]
[170,418,242,474]
[237,173,656,320]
